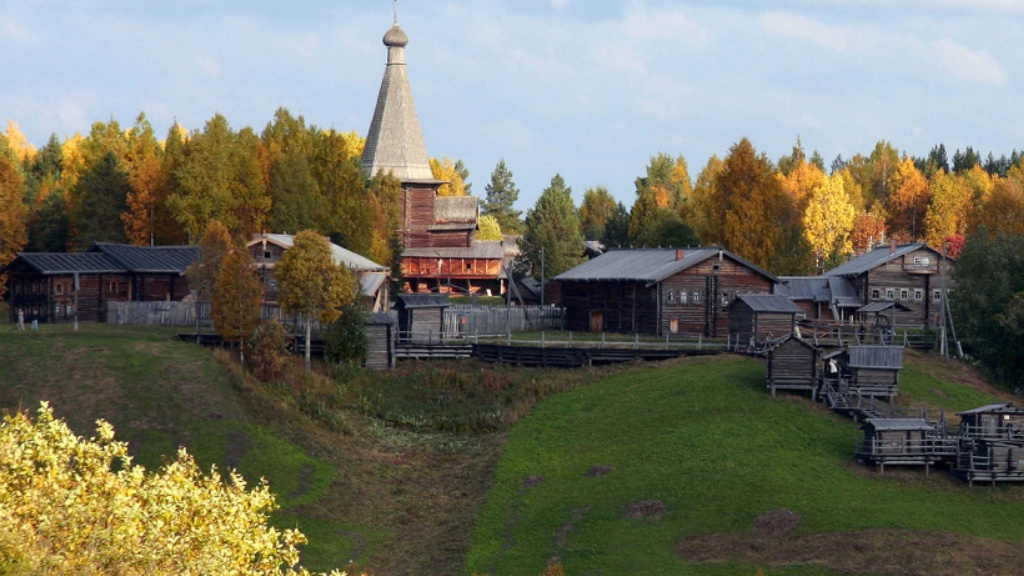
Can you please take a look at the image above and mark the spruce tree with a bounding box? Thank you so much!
[482,159,522,234]
[520,174,584,280]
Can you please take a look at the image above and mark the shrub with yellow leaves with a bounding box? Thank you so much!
[0,402,346,576]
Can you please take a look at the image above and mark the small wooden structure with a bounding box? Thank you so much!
[765,335,819,397]
[824,346,903,400]
[395,294,450,343]
[855,418,954,473]
[364,313,397,370]
[728,294,802,346]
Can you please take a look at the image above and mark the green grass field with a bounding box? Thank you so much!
[464,355,1024,575]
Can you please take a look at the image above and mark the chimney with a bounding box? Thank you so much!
[675,249,685,261]
[889,239,896,255]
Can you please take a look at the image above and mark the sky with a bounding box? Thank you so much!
[2,1,1023,210]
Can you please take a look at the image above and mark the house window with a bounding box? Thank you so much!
[886,288,895,300]
[871,289,880,300]
[55,304,62,317]
[667,290,676,304]
[669,318,680,334]
[933,289,942,303]
[914,289,923,301]
[264,251,272,261]
[108,281,118,294]
[692,290,701,304]
[679,290,688,304]
[913,256,930,268]
[55,283,64,295]
[900,289,909,301]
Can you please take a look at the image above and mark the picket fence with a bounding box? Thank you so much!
[107,301,564,338]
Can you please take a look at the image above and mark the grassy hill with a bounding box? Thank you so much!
[4,324,1022,575]
[464,354,1024,575]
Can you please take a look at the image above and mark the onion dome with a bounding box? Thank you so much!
[383,24,409,48]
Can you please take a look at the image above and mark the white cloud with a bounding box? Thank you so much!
[935,38,1007,85]
[621,2,706,46]
[3,19,37,43]
[759,12,864,52]
[551,0,569,8]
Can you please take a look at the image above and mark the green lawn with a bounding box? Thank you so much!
[465,355,1024,575]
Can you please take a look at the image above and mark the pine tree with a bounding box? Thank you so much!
[482,160,522,233]
[520,174,584,280]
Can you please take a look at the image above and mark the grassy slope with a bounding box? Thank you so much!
[465,354,1024,575]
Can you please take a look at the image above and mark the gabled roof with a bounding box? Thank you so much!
[3,252,126,275]
[957,403,1024,416]
[250,234,388,272]
[396,293,450,309]
[404,241,506,260]
[732,293,802,314]
[776,276,830,302]
[553,248,778,285]
[857,300,912,314]
[848,346,903,369]
[824,243,940,277]
[91,243,200,274]
[360,22,436,182]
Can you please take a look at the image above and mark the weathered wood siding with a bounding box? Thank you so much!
[560,281,654,334]
[849,367,899,398]
[861,247,950,328]
[365,323,395,370]
[403,185,436,237]
[767,338,818,388]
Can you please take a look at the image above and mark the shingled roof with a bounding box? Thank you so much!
[824,243,936,277]
[361,22,438,183]
[4,244,198,275]
[553,248,778,286]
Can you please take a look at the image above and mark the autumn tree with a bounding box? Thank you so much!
[0,403,344,576]
[187,220,233,342]
[972,172,1024,238]
[264,108,318,234]
[212,245,264,365]
[313,130,373,256]
[704,139,807,274]
[476,214,503,241]
[430,156,469,197]
[0,137,28,297]
[923,170,973,248]
[850,209,888,254]
[366,172,403,267]
[886,157,929,242]
[520,174,584,280]
[578,186,616,240]
[482,159,522,233]
[689,155,724,243]
[804,173,855,272]
[275,230,358,371]
[635,153,693,210]
[121,114,165,245]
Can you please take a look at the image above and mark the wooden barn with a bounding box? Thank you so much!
[952,404,1024,485]
[854,418,954,472]
[728,294,803,345]
[823,242,954,329]
[395,293,450,343]
[553,248,778,337]
[765,335,820,397]
[2,243,198,324]
[364,313,397,370]
[822,346,903,400]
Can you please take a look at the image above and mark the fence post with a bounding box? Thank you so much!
[634,333,639,350]
[541,331,545,348]
[698,334,703,350]
[568,331,572,348]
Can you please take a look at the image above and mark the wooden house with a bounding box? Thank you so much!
[395,293,450,343]
[956,403,1024,441]
[765,335,820,397]
[823,242,954,328]
[728,294,803,345]
[2,243,197,324]
[247,233,391,312]
[953,404,1024,485]
[775,276,862,324]
[822,346,903,400]
[855,418,954,472]
[364,313,397,370]
[553,248,778,337]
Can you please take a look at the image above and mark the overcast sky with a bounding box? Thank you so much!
[2,1,1022,209]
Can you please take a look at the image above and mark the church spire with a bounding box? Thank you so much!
[361,13,434,182]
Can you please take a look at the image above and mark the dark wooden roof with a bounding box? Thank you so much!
[91,243,199,274]
[858,300,912,313]
[3,252,126,275]
[553,247,778,285]
[825,243,943,277]
[732,294,802,314]
[957,403,1024,416]
[396,294,451,309]
[848,346,903,369]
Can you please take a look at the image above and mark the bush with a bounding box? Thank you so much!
[249,319,291,381]
[0,402,345,575]
[323,301,369,366]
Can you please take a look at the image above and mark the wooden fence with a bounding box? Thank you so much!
[444,305,564,337]
[106,301,321,333]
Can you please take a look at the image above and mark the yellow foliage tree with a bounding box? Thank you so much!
[778,160,825,215]
[804,173,855,272]
[4,120,35,163]
[0,402,345,576]
[212,245,265,365]
[430,156,467,197]
[0,144,28,298]
[476,214,503,241]
[886,157,929,242]
[923,170,973,248]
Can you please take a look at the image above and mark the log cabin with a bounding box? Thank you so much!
[822,346,903,400]
[3,243,198,323]
[247,233,390,312]
[553,247,778,337]
[727,294,803,345]
[855,418,954,472]
[395,293,450,343]
[765,335,820,397]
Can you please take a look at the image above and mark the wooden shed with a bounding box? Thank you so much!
[956,403,1024,441]
[765,335,820,397]
[728,294,803,345]
[395,294,450,343]
[855,418,954,473]
[364,313,397,370]
[822,346,903,400]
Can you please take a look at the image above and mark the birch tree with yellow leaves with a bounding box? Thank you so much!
[804,173,855,272]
